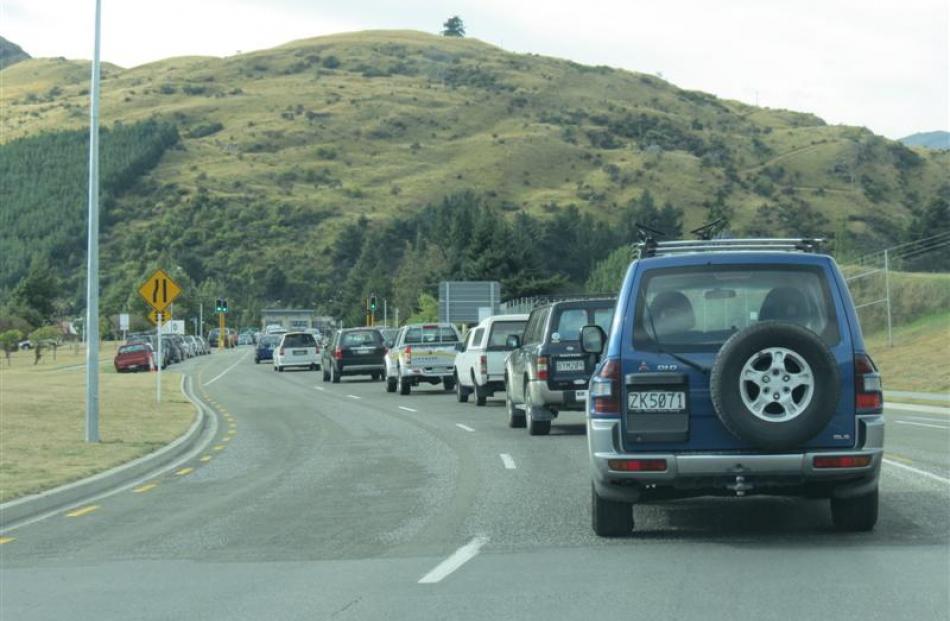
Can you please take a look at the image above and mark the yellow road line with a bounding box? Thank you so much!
[132,483,158,493]
[176,467,194,476]
[0,537,15,544]
[200,455,212,463]
[213,445,225,451]
[222,436,232,443]
[66,505,100,518]
[886,453,913,464]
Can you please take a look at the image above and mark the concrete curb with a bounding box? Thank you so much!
[0,374,214,531]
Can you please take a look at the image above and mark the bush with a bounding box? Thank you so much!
[322,56,340,69]
[187,122,223,139]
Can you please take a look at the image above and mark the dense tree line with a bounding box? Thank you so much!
[0,120,180,315]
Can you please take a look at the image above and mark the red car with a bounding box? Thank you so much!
[114,342,155,373]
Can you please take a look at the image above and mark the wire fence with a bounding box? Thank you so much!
[840,233,950,346]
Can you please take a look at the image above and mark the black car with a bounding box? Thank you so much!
[255,335,280,363]
[321,328,386,383]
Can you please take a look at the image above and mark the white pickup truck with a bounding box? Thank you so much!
[453,314,528,406]
[384,323,462,395]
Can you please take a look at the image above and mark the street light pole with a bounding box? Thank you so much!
[84,0,102,443]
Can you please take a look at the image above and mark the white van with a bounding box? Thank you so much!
[273,332,320,372]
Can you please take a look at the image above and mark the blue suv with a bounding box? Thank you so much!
[580,238,884,536]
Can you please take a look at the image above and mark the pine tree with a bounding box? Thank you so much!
[442,16,465,37]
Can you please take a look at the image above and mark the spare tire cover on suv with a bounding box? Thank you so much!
[710,321,840,450]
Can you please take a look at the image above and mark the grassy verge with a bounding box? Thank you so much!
[0,343,195,502]
[865,312,950,393]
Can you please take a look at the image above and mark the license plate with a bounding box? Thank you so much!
[354,347,372,354]
[293,349,307,355]
[556,359,585,372]
[574,390,588,401]
[628,391,686,412]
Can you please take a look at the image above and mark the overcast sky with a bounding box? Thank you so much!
[3,0,947,138]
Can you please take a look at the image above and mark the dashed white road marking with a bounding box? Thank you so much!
[204,351,251,386]
[418,536,489,584]
[456,424,475,432]
[314,386,326,392]
[499,454,516,470]
[894,420,949,430]
[883,458,950,485]
[398,406,417,413]
[347,394,361,400]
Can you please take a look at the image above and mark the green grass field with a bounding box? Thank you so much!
[866,312,950,393]
[0,344,195,502]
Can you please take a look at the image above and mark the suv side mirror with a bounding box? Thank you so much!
[580,325,606,355]
[506,334,521,350]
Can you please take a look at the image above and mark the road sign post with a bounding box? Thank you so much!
[138,269,182,404]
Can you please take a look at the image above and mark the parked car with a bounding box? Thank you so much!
[196,336,210,355]
[255,334,280,363]
[322,328,386,383]
[114,342,154,372]
[17,339,32,351]
[384,323,461,395]
[504,298,617,435]
[183,335,199,357]
[273,332,320,372]
[238,334,253,346]
[161,334,184,364]
[582,237,884,536]
[453,314,528,406]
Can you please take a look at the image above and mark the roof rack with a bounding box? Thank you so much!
[637,238,824,258]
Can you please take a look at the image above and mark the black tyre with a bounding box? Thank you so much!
[506,377,525,428]
[255,358,260,365]
[528,417,551,436]
[386,371,397,393]
[831,488,878,532]
[277,366,284,373]
[710,321,840,451]
[443,377,456,392]
[474,383,487,407]
[399,375,411,395]
[322,367,330,382]
[591,485,633,537]
[456,375,469,403]
[331,365,340,383]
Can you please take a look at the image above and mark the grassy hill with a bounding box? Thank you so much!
[900,131,950,151]
[0,36,30,70]
[2,30,948,324]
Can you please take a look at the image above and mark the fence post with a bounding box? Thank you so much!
[884,248,893,347]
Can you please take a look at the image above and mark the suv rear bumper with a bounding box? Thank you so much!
[526,379,587,412]
[589,415,884,503]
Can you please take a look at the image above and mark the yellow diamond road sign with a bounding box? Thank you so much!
[148,309,172,325]
[138,269,182,312]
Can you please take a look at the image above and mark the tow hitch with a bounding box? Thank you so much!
[726,475,755,496]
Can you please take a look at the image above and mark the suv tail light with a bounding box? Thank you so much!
[334,346,343,360]
[608,458,667,472]
[535,356,549,381]
[590,358,621,417]
[813,455,872,469]
[404,345,412,365]
[479,354,487,380]
[854,354,882,412]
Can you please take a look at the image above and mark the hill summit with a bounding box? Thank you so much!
[0,36,30,69]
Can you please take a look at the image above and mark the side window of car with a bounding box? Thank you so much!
[471,328,484,349]
[523,312,539,345]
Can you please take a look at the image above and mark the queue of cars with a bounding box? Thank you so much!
[116,332,211,372]
[251,237,884,537]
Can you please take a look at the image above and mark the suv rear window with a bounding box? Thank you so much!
[341,330,382,347]
[282,333,316,348]
[551,305,615,343]
[404,326,458,344]
[633,265,840,352]
[487,321,526,350]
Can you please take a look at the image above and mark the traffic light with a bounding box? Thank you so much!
[215,298,229,313]
[370,295,377,312]
[222,299,229,313]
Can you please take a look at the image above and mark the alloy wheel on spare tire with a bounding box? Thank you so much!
[710,321,840,451]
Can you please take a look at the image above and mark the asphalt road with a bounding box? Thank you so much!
[2,348,948,620]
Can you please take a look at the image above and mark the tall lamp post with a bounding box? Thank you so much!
[84,0,103,443]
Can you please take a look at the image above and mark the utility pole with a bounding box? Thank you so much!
[384,298,388,328]
[884,249,893,347]
[199,302,203,338]
[84,0,103,443]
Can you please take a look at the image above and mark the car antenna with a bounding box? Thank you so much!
[689,218,728,241]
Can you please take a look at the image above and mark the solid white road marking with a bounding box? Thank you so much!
[456,424,475,432]
[887,402,950,416]
[896,415,949,424]
[347,394,361,400]
[314,386,326,392]
[204,351,251,386]
[418,536,489,584]
[500,454,516,470]
[894,420,949,430]
[398,406,417,413]
[883,458,950,485]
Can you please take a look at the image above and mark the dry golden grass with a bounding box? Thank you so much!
[0,343,195,502]
[866,312,950,393]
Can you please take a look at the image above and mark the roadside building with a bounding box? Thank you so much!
[260,308,316,331]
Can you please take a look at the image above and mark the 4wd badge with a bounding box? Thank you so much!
[638,361,650,372]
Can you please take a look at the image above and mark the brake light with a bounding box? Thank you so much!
[479,354,487,380]
[334,346,343,360]
[590,358,621,417]
[404,345,412,365]
[536,356,548,381]
[813,455,872,469]
[608,458,667,472]
[854,354,882,412]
